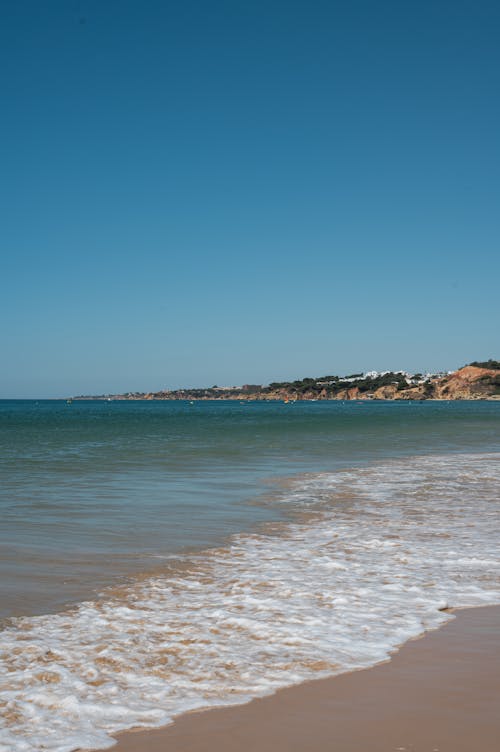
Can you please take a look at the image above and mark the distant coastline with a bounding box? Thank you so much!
[73,360,500,402]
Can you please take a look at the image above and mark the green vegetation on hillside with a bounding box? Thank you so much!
[476,372,500,395]
[468,359,500,370]
[73,359,500,401]
[266,371,409,396]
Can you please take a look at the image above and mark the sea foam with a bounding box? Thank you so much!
[1,453,499,751]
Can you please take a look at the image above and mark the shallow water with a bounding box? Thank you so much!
[1,399,499,618]
[1,400,500,751]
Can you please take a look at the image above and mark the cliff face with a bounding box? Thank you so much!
[145,368,499,401]
[295,366,500,401]
[433,366,500,400]
[373,385,399,399]
[359,366,500,401]
[334,387,361,400]
[73,365,500,402]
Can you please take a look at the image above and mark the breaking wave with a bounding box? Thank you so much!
[1,452,500,752]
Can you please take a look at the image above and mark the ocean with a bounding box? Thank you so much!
[1,399,499,751]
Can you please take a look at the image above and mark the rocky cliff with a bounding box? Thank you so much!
[432,365,500,400]
[259,366,500,401]
[73,364,500,401]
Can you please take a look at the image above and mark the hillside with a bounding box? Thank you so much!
[73,362,500,402]
[433,365,500,400]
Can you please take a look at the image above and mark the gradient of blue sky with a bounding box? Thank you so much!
[2,0,499,397]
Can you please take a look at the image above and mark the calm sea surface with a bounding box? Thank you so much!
[1,399,499,752]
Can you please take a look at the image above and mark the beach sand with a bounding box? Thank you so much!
[110,605,500,752]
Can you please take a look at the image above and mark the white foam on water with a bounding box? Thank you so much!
[1,452,500,751]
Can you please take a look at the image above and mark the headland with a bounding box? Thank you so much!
[73,360,500,401]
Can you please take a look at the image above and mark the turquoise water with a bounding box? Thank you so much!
[1,399,499,619]
[1,399,500,751]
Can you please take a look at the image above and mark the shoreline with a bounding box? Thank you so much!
[70,395,500,401]
[3,447,499,751]
[110,605,500,752]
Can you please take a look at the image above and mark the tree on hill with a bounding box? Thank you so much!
[268,381,291,390]
[468,359,500,370]
[423,381,435,398]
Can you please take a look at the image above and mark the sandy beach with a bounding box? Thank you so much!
[111,605,500,752]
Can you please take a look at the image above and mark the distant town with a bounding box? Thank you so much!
[72,360,500,402]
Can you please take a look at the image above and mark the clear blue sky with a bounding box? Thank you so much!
[2,1,499,397]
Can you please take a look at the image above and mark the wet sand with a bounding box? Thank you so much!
[110,605,500,752]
